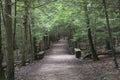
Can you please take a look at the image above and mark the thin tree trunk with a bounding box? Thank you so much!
[5,0,14,80]
[0,2,4,79]
[31,18,37,60]
[118,0,120,15]
[33,37,37,60]
[93,18,97,49]
[13,0,17,50]
[0,0,4,70]
[106,40,111,50]
[84,3,99,61]
[103,0,119,68]
[22,0,30,66]
[0,0,2,70]
[118,0,120,46]
[0,0,5,26]
[28,24,34,61]
[0,2,6,79]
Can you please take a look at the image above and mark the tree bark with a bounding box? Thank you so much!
[103,0,119,68]
[33,37,37,60]
[0,1,4,79]
[5,0,14,80]
[106,40,111,50]
[13,0,17,50]
[84,3,99,61]
[22,0,29,66]
[28,24,34,62]
[0,0,2,71]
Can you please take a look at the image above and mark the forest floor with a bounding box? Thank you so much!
[15,39,120,80]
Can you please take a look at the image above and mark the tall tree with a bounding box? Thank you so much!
[5,0,14,80]
[0,0,2,70]
[22,0,30,66]
[84,3,99,61]
[103,0,119,68]
[13,0,17,50]
[0,1,4,79]
[28,21,34,62]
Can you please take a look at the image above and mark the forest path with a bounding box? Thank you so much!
[16,39,120,80]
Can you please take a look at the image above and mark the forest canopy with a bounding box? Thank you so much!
[0,0,120,80]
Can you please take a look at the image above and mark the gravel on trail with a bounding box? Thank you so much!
[15,39,120,80]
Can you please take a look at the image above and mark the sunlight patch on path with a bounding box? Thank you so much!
[46,55,74,60]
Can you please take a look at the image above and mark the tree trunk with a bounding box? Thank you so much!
[0,2,4,79]
[5,0,14,80]
[106,39,111,50]
[13,0,17,50]
[118,0,120,16]
[22,0,29,66]
[28,24,34,62]
[84,3,99,61]
[0,1,2,70]
[93,18,97,49]
[33,37,37,60]
[103,0,119,68]
[0,1,6,79]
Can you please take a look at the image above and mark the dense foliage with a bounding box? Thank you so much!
[0,0,120,80]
